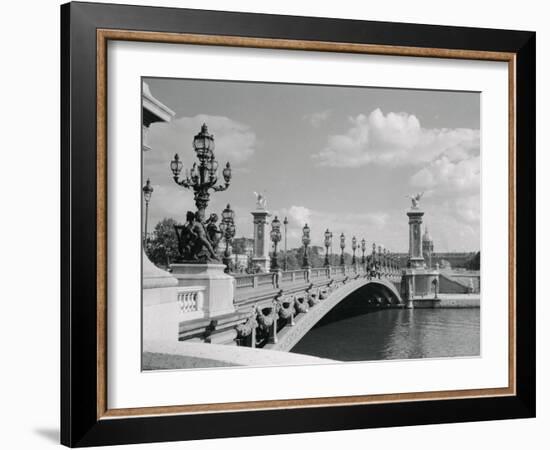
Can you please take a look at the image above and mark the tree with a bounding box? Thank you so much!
[466,251,480,270]
[145,218,180,269]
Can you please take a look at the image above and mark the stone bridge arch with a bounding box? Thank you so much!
[265,277,403,352]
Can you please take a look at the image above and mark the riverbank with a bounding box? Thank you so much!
[413,293,480,308]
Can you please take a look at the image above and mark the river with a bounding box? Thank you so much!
[290,308,480,361]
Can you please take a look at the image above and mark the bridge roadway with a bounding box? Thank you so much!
[179,264,403,349]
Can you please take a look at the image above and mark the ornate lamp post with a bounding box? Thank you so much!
[283,216,288,271]
[329,231,334,265]
[142,178,153,245]
[220,204,236,272]
[302,223,311,268]
[324,229,332,266]
[351,236,357,265]
[270,216,282,272]
[361,238,366,264]
[170,123,232,220]
[340,233,346,265]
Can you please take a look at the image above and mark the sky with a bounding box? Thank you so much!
[143,77,480,253]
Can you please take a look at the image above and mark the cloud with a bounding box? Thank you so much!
[313,108,479,168]
[147,114,257,166]
[269,205,390,248]
[420,194,480,252]
[451,195,480,225]
[287,206,312,226]
[410,154,480,193]
[303,110,331,128]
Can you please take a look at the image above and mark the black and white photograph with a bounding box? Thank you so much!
[141,77,481,370]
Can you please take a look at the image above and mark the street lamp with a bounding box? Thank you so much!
[351,236,357,265]
[329,231,334,265]
[324,229,332,267]
[283,216,288,271]
[270,216,282,272]
[340,233,346,265]
[142,178,153,245]
[220,204,236,273]
[302,224,311,268]
[170,123,232,221]
[361,238,366,264]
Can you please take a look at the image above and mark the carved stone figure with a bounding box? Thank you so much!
[407,192,424,209]
[175,210,220,263]
[205,213,222,252]
[253,191,267,210]
[174,211,195,260]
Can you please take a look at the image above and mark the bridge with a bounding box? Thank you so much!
[143,257,480,368]
[170,264,403,350]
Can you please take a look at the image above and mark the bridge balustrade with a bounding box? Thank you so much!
[257,272,275,287]
[280,269,308,284]
[234,274,255,289]
[234,265,372,300]
[310,268,329,279]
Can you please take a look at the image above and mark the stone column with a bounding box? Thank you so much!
[141,81,181,340]
[251,208,271,272]
[407,209,425,269]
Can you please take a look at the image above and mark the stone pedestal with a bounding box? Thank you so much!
[142,250,180,341]
[407,209,425,269]
[143,250,178,289]
[170,263,235,318]
[401,267,440,309]
[251,209,271,272]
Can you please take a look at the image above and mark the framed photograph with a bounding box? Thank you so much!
[61,1,535,447]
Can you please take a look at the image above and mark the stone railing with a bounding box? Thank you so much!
[233,264,401,295]
[281,269,307,284]
[176,286,206,316]
[233,264,396,306]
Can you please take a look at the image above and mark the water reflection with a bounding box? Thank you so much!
[290,308,480,361]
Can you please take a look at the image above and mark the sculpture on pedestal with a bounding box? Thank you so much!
[253,191,268,210]
[407,191,424,210]
[174,211,219,263]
